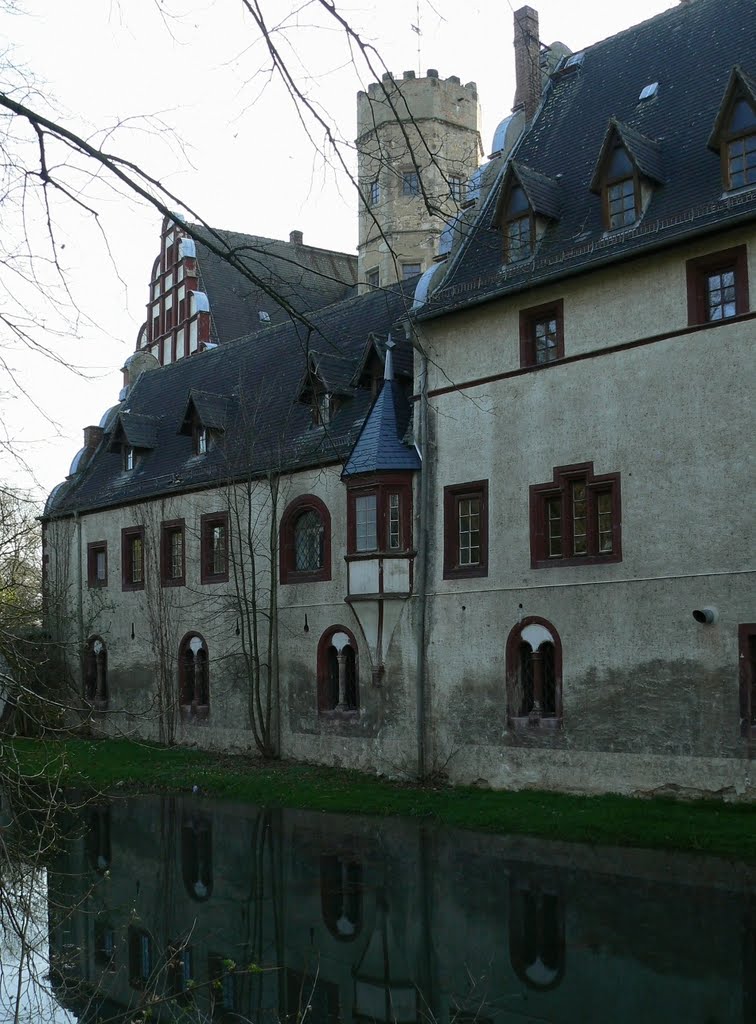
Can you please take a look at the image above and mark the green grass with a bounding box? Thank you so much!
[7,736,756,860]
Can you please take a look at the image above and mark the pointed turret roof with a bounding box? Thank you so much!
[342,339,421,477]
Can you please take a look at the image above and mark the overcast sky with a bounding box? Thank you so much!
[1,0,677,499]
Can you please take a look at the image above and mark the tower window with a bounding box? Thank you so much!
[402,170,420,196]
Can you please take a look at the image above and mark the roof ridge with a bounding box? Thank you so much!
[187,221,355,261]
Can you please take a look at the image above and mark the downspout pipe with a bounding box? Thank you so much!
[74,512,84,694]
[413,341,431,781]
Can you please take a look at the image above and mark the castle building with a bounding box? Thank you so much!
[43,0,756,797]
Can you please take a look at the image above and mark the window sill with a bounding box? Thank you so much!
[531,553,621,569]
[319,708,360,721]
[345,550,416,562]
[161,577,186,588]
[180,704,210,721]
[200,574,228,585]
[443,565,488,580]
[281,568,331,585]
[509,715,562,730]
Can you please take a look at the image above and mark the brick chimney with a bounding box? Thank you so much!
[83,425,103,450]
[512,5,541,121]
[289,230,303,244]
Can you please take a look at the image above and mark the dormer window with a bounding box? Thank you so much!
[196,425,208,455]
[314,391,333,427]
[124,446,136,471]
[722,95,756,190]
[603,144,638,229]
[504,185,533,263]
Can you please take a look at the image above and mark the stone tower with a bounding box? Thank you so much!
[356,70,482,293]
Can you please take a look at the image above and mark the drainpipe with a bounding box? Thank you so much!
[74,512,84,692]
[413,338,431,781]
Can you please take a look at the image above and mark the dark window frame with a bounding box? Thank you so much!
[600,144,641,230]
[530,462,621,568]
[401,262,423,281]
[442,480,489,580]
[128,926,153,990]
[366,267,380,290]
[519,299,565,367]
[739,623,756,739]
[200,512,229,584]
[121,525,145,591]
[87,541,108,588]
[505,616,563,728]
[369,179,380,206]
[720,93,756,190]
[345,476,413,558]
[401,169,420,196]
[449,175,464,201]
[280,494,332,585]
[160,518,186,587]
[686,245,749,325]
[502,182,535,264]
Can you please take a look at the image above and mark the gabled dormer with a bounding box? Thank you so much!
[351,333,412,398]
[107,412,158,472]
[179,389,231,456]
[590,120,663,230]
[298,352,353,428]
[708,66,756,191]
[492,163,561,264]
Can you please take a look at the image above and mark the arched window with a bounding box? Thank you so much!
[280,495,331,584]
[181,814,213,902]
[509,876,565,991]
[506,618,562,728]
[317,626,359,714]
[85,636,108,709]
[87,805,111,874]
[320,855,363,941]
[178,633,209,718]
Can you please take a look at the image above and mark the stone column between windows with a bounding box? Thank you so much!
[335,652,348,711]
[529,650,544,722]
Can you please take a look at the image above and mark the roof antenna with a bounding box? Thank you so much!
[412,0,422,74]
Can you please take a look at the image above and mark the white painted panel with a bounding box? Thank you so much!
[383,558,410,592]
[349,559,379,594]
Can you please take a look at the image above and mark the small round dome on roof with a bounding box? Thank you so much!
[44,481,69,516]
[68,447,89,477]
[99,404,120,430]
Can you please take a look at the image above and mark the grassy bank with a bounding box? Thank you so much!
[7,736,756,859]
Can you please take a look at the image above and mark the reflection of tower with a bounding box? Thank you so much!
[356,71,482,292]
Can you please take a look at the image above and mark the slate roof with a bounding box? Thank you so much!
[190,225,358,342]
[342,348,421,477]
[418,0,756,320]
[47,283,417,517]
[180,390,233,432]
[589,120,664,191]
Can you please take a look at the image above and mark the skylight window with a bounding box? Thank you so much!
[638,82,658,101]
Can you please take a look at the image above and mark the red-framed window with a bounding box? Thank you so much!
[443,480,488,580]
[505,617,563,727]
[200,512,228,584]
[160,519,185,587]
[530,463,621,568]
[740,623,756,739]
[280,494,331,584]
[519,299,565,367]
[121,526,145,591]
[346,477,413,557]
[686,245,749,325]
[87,541,108,588]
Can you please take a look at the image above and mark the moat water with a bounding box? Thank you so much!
[1,792,755,1023]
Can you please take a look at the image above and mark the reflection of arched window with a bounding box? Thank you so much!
[280,495,331,584]
[320,855,363,941]
[178,633,209,717]
[84,636,108,708]
[509,877,565,991]
[506,618,562,728]
[181,814,213,901]
[87,805,111,873]
[317,626,359,714]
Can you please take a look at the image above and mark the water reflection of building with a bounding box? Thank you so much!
[47,795,754,1023]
